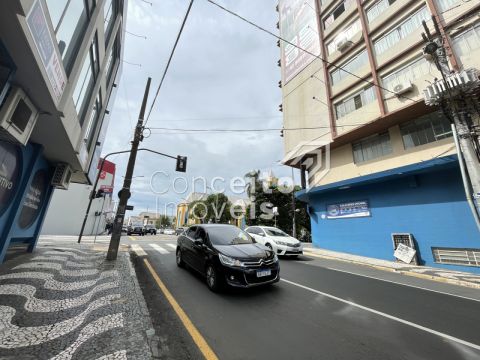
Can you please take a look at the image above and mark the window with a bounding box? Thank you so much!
[84,90,102,151]
[352,132,393,163]
[335,86,376,119]
[0,41,15,106]
[436,0,461,13]
[452,23,480,57]
[367,0,396,23]
[72,35,99,125]
[105,34,120,86]
[330,50,368,85]
[46,0,94,74]
[324,0,354,29]
[326,20,361,55]
[381,57,430,91]
[104,0,118,45]
[373,7,430,55]
[186,226,197,238]
[400,112,452,149]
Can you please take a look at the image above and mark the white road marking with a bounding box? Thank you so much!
[150,244,169,255]
[281,278,480,352]
[131,244,147,257]
[318,265,480,303]
[166,244,177,250]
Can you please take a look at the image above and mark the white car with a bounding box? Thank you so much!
[164,228,176,235]
[245,226,303,257]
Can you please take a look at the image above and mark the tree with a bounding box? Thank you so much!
[155,215,171,228]
[245,170,311,238]
[188,193,233,224]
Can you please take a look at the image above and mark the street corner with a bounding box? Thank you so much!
[0,245,154,359]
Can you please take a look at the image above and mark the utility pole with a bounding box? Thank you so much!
[107,77,151,260]
[291,167,297,238]
[421,17,480,225]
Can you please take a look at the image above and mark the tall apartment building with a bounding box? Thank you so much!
[279,0,480,272]
[0,0,127,262]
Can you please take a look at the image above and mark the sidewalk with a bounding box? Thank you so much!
[0,239,155,359]
[302,244,480,289]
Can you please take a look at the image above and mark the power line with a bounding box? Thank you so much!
[204,0,417,103]
[148,125,360,132]
[145,0,195,125]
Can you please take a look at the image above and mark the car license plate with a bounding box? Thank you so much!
[256,269,271,277]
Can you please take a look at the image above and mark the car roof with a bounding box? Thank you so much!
[195,224,238,229]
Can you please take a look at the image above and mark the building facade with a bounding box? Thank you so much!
[41,158,116,236]
[0,0,127,262]
[279,0,480,272]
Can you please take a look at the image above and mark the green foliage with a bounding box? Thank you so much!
[155,215,171,228]
[188,193,233,224]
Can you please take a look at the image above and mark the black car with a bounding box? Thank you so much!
[127,225,144,236]
[144,225,157,235]
[176,224,279,291]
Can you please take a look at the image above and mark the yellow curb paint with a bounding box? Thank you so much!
[129,236,136,241]
[143,259,219,360]
[303,251,480,289]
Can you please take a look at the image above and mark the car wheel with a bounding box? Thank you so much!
[176,248,185,268]
[206,264,221,292]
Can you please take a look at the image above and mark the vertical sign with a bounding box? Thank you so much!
[279,0,321,84]
[26,0,66,104]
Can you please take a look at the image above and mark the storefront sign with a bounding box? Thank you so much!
[394,243,417,264]
[18,169,48,229]
[326,200,370,219]
[279,0,321,84]
[26,0,66,104]
[0,142,22,216]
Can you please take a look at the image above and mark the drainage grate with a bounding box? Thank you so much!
[432,247,480,267]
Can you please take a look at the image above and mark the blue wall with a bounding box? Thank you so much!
[308,166,480,273]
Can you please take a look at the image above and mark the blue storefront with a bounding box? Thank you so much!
[0,141,54,263]
[297,155,480,273]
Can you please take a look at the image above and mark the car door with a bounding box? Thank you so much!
[190,227,209,273]
[182,226,198,266]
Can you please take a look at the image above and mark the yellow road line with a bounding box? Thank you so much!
[143,259,219,360]
[128,236,136,241]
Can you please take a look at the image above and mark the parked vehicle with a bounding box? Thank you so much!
[127,225,145,236]
[245,226,303,257]
[164,228,175,235]
[175,227,185,235]
[144,224,157,235]
[176,224,279,291]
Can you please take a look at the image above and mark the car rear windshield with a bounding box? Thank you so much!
[208,226,254,245]
[265,228,288,237]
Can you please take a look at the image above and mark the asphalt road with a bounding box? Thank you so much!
[129,234,480,360]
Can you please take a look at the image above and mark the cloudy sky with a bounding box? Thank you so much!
[102,0,294,217]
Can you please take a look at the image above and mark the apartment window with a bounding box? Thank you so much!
[106,34,121,86]
[335,86,376,119]
[353,133,392,163]
[327,20,361,55]
[381,57,430,91]
[436,0,461,13]
[374,7,429,55]
[104,0,120,45]
[72,36,100,124]
[45,0,95,74]
[367,0,396,23]
[323,0,354,29]
[331,50,368,85]
[0,41,15,107]
[452,23,480,57]
[400,112,452,149]
[84,91,102,151]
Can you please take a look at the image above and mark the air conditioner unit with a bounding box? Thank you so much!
[336,38,352,52]
[51,163,73,190]
[393,81,414,96]
[0,86,39,145]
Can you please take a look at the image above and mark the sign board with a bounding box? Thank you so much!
[26,0,66,104]
[279,0,321,84]
[100,185,113,194]
[326,200,370,219]
[394,243,417,264]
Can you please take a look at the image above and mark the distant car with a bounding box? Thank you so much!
[176,224,279,291]
[245,226,303,257]
[127,225,145,236]
[158,228,164,234]
[144,224,157,235]
[175,227,185,235]
[121,225,128,233]
[164,228,175,235]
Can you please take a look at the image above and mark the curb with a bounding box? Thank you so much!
[303,250,480,290]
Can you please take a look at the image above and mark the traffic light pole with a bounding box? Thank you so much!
[107,77,152,260]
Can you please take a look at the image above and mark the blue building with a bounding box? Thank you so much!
[0,0,127,262]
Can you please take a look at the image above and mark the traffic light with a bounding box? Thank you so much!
[176,155,187,172]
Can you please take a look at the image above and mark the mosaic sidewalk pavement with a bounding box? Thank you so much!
[0,245,154,360]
